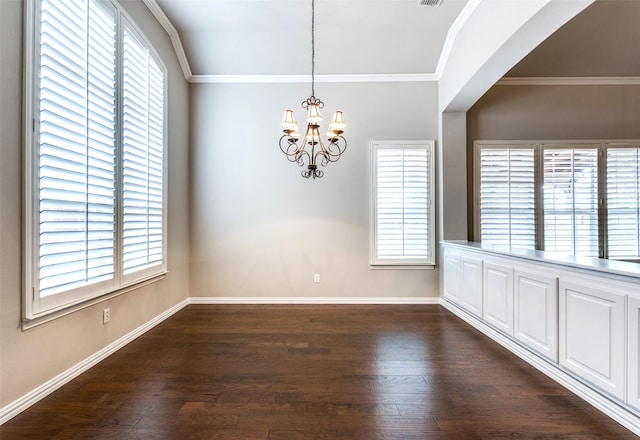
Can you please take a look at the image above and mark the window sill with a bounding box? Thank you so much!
[370,264,435,270]
[21,272,167,331]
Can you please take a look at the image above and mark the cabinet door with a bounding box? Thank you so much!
[628,296,640,411]
[483,260,514,336]
[559,278,626,401]
[460,255,483,318]
[514,269,558,362]
[442,247,461,305]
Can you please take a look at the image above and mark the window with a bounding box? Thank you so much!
[370,141,435,266]
[24,0,167,320]
[475,141,640,261]
[476,145,535,248]
[607,145,640,259]
[542,146,599,257]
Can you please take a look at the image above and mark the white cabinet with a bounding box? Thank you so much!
[559,277,626,400]
[483,260,514,336]
[460,254,483,318]
[442,247,483,318]
[514,269,558,362]
[628,297,640,411]
[442,247,461,306]
[440,241,640,431]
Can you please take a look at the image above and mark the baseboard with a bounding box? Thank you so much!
[8,295,639,434]
[0,296,439,425]
[0,299,190,425]
[7,295,639,434]
[188,296,440,305]
[440,299,640,437]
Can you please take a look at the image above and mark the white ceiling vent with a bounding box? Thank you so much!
[417,0,444,6]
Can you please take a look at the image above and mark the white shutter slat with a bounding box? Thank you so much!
[374,145,432,263]
[37,0,116,298]
[543,147,599,258]
[607,146,640,259]
[121,23,165,276]
[479,146,535,249]
[29,0,165,314]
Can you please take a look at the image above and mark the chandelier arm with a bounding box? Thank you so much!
[314,136,333,167]
[279,135,311,168]
[314,148,329,167]
[279,135,300,158]
[324,136,347,160]
[294,147,311,167]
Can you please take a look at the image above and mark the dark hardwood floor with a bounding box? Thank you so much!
[1,304,637,439]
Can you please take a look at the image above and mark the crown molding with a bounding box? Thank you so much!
[142,0,193,80]
[143,1,444,84]
[189,73,438,84]
[497,76,640,86]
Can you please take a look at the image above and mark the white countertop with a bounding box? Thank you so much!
[442,240,640,280]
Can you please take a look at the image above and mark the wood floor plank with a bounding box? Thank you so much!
[0,304,637,439]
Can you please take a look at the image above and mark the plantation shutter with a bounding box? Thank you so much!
[37,0,116,297]
[543,147,599,257]
[372,143,434,265]
[121,24,165,276]
[606,146,640,260]
[478,146,535,248]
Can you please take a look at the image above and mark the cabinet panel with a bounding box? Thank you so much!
[460,255,483,318]
[559,279,626,400]
[514,270,558,362]
[628,297,640,411]
[483,260,514,336]
[443,247,461,306]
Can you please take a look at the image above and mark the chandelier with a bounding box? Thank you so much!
[279,0,347,179]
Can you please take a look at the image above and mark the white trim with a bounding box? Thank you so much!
[0,299,189,425]
[141,0,192,80]
[141,0,475,84]
[189,73,437,84]
[441,299,640,437]
[435,0,482,79]
[369,140,436,267]
[140,0,440,85]
[4,294,640,436]
[25,0,170,319]
[22,0,37,322]
[0,295,436,424]
[497,77,640,86]
[22,273,167,330]
[188,296,440,305]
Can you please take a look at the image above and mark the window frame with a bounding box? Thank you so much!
[473,142,538,250]
[474,139,640,262]
[369,140,436,268]
[23,0,168,322]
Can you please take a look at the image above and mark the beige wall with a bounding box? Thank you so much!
[468,84,640,140]
[189,81,440,299]
[466,83,640,239]
[0,0,594,419]
[0,0,190,408]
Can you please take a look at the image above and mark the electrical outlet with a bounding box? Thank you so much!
[103,308,110,324]
[314,274,320,283]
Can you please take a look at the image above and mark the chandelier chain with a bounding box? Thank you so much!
[311,0,315,97]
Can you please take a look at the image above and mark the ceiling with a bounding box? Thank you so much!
[154,0,470,76]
